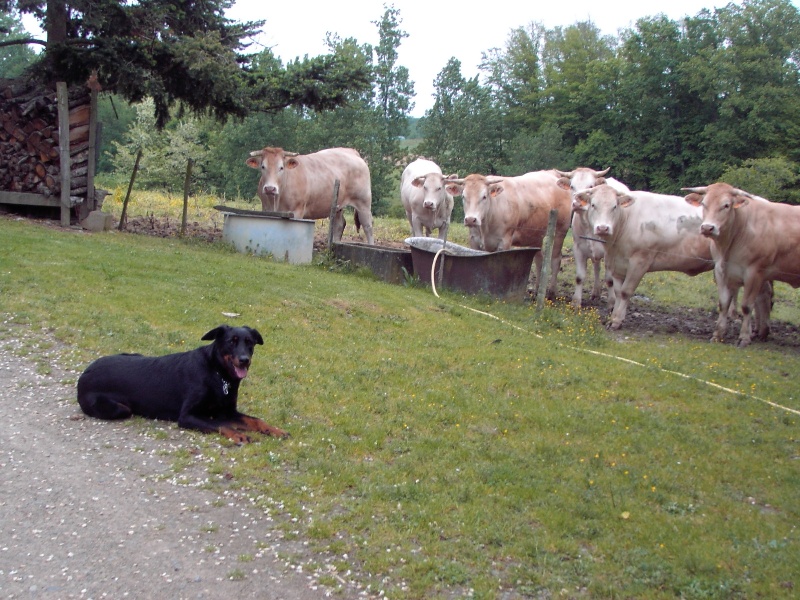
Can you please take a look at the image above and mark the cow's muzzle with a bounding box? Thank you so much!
[594,224,611,236]
[699,223,718,238]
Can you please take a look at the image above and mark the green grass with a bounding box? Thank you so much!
[1,212,798,599]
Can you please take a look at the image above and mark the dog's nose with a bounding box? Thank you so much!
[238,356,251,367]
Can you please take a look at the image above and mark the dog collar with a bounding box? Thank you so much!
[222,378,231,396]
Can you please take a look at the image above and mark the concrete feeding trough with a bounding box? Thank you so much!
[215,206,314,264]
[332,241,414,284]
[405,237,539,299]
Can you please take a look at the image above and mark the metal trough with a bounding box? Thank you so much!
[216,206,314,265]
[405,237,539,299]
[332,242,414,284]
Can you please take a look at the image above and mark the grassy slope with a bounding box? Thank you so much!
[1,215,798,599]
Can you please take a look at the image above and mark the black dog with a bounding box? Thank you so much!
[77,325,289,443]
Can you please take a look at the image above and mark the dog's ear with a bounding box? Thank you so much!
[247,327,264,345]
[201,325,228,341]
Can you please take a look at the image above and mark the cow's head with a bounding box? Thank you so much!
[574,184,634,238]
[245,147,300,211]
[448,174,504,229]
[683,183,752,239]
[555,167,610,195]
[412,172,458,212]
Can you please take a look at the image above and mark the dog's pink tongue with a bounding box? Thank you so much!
[235,365,248,379]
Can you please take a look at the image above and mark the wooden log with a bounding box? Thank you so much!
[68,104,90,127]
[30,117,48,131]
[70,175,87,188]
[69,124,90,144]
[70,141,89,156]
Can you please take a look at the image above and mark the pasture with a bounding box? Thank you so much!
[1,189,798,599]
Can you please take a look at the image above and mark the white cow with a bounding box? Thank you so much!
[684,183,800,346]
[556,167,630,308]
[400,158,456,240]
[573,184,715,329]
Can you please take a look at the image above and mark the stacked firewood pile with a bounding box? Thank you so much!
[0,78,92,203]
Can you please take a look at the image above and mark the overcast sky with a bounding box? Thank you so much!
[226,0,744,117]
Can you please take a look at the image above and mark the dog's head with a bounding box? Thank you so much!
[202,325,264,381]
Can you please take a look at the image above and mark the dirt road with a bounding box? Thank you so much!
[0,321,360,599]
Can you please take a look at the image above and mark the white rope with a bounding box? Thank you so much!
[425,265,800,417]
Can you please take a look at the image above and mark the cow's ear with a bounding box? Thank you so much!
[247,327,264,345]
[285,157,300,169]
[731,191,751,209]
[445,173,458,180]
[445,183,462,196]
[489,184,504,198]
[573,190,591,209]
[618,193,636,208]
[595,177,607,186]
[202,325,227,341]
[685,193,703,207]
[556,177,571,191]
[245,157,260,169]
[411,176,425,188]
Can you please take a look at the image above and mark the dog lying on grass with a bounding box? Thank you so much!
[77,325,289,444]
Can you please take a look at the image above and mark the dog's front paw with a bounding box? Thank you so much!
[264,425,290,439]
[220,427,254,445]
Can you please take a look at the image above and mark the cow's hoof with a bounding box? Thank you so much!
[736,338,752,349]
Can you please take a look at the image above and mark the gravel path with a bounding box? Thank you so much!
[0,322,359,599]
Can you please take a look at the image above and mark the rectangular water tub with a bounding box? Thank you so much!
[405,237,539,299]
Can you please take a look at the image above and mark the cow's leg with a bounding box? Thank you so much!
[528,251,544,297]
[608,259,648,330]
[436,221,449,241]
[602,248,616,309]
[754,281,773,341]
[357,208,374,245]
[572,242,588,308]
[545,235,566,299]
[589,256,602,302]
[603,267,615,308]
[712,264,735,343]
[331,208,346,241]
[411,214,425,238]
[737,272,766,348]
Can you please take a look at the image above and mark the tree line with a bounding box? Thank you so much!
[419,0,800,205]
[2,0,799,212]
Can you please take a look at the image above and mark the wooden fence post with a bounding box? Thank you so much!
[56,82,71,227]
[118,148,142,231]
[536,209,559,312]
[83,83,99,219]
[180,158,194,237]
